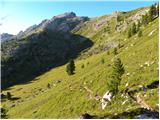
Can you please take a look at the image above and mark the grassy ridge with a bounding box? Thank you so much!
[2,15,158,118]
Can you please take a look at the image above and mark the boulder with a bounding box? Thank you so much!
[101,91,113,110]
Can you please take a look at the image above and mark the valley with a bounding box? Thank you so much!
[1,3,159,119]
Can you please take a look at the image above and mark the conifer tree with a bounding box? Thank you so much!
[132,23,137,35]
[107,58,125,94]
[149,4,157,21]
[136,20,141,32]
[66,59,75,75]
[127,28,132,38]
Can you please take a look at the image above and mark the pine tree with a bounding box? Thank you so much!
[128,28,132,38]
[137,20,141,28]
[132,23,137,35]
[149,4,157,21]
[107,58,125,94]
[136,20,141,32]
[66,59,75,75]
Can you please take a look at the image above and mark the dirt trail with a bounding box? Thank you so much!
[134,94,154,111]
[83,86,102,101]
[126,90,154,111]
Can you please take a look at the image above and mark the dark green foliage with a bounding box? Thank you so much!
[142,14,149,25]
[127,28,132,38]
[1,107,7,118]
[104,26,110,34]
[136,20,141,32]
[66,59,75,75]
[100,58,105,64]
[141,4,157,26]
[107,58,125,94]
[138,30,143,37]
[118,43,123,49]
[137,20,141,28]
[107,51,110,55]
[1,30,93,89]
[47,83,51,88]
[149,4,157,21]
[81,64,84,68]
[131,23,137,35]
[113,48,118,55]
[7,92,12,100]
[117,15,122,22]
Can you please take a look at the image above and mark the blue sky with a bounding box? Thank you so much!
[0,0,158,35]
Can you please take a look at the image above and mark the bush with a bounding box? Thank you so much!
[66,59,75,75]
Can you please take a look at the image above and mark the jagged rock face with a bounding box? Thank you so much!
[1,33,14,42]
[16,12,89,39]
[42,12,89,32]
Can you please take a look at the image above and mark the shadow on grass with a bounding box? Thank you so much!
[98,108,159,119]
[2,30,93,89]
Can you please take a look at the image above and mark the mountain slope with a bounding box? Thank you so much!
[1,33,15,42]
[1,4,159,119]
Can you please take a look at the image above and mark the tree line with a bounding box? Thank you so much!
[128,3,158,38]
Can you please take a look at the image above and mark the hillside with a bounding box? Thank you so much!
[1,4,159,119]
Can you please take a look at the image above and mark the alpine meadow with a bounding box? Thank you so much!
[1,1,159,119]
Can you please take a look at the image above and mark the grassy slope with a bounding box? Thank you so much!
[2,13,159,118]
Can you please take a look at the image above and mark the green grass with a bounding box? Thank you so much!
[1,9,159,118]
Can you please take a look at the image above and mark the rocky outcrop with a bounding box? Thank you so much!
[101,91,113,110]
[1,33,15,42]
[16,12,89,39]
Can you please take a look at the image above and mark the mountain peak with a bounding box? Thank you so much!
[53,12,76,19]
